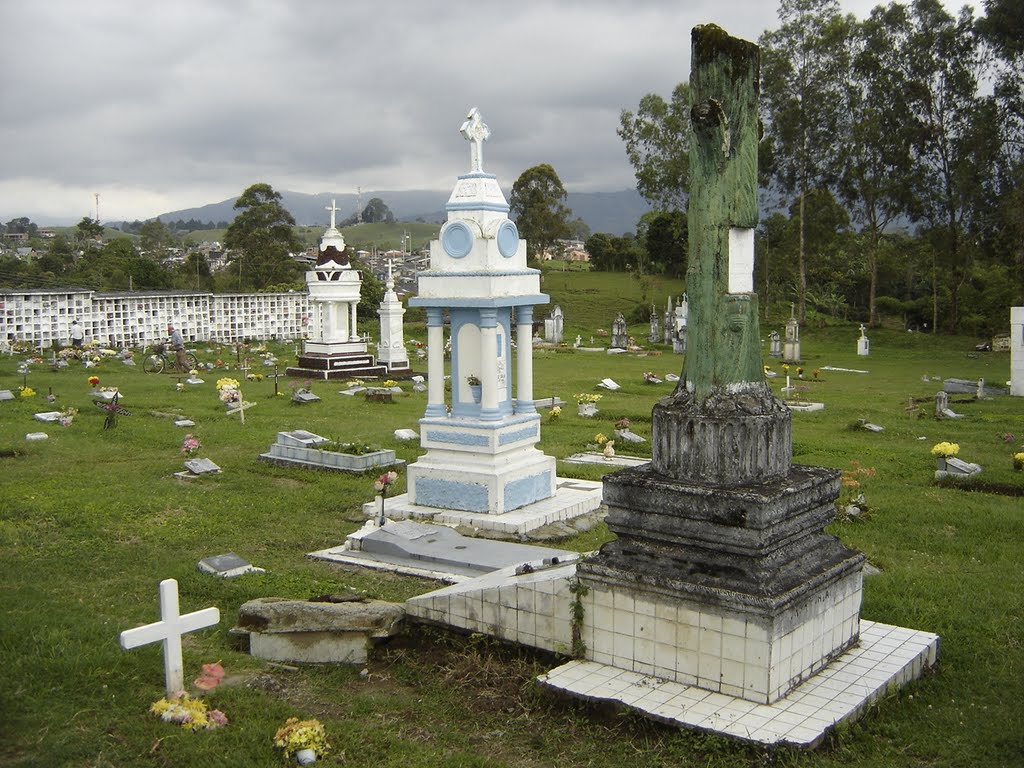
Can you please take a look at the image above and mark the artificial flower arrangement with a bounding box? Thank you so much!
[246,372,265,381]
[575,393,602,405]
[273,717,330,762]
[87,375,100,388]
[58,407,78,427]
[382,379,398,388]
[216,377,241,404]
[149,692,227,732]
[1013,452,1024,471]
[812,369,821,379]
[18,386,36,398]
[548,405,562,421]
[594,433,608,445]
[374,470,399,496]
[931,441,960,458]
[615,417,631,430]
[466,374,481,386]
[642,371,661,383]
[181,434,202,456]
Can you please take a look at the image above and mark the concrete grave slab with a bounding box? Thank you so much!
[183,458,221,474]
[197,552,265,578]
[174,419,195,427]
[25,432,48,441]
[562,452,650,468]
[33,411,62,422]
[311,520,579,582]
[0,390,15,401]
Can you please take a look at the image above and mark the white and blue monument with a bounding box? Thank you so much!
[288,200,386,379]
[404,108,556,515]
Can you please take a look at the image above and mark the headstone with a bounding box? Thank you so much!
[649,306,660,343]
[1012,307,1024,397]
[118,578,220,696]
[663,296,675,345]
[574,334,581,348]
[174,419,195,427]
[615,428,646,443]
[857,324,870,356]
[544,305,564,344]
[184,457,221,475]
[597,378,620,390]
[783,308,801,363]
[197,552,265,578]
[33,411,62,422]
[609,313,628,350]
[25,432,48,441]
[0,389,14,401]
[768,330,781,357]
[292,389,321,403]
[394,428,419,441]
[339,386,367,396]
[377,260,411,372]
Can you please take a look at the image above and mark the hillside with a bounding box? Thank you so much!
[154,188,651,237]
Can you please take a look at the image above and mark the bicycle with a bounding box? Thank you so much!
[143,343,199,374]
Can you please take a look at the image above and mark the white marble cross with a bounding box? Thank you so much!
[119,579,220,696]
[460,107,490,173]
[325,199,340,229]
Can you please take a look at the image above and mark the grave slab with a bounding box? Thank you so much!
[174,419,195,427]
[310,520,579,583]
[0,390,15,401]
[359,477,603,538]
[25,432,48,441]
[197,552,265,578]
[33,411,62,422]
[394,428,419,441]
[184,457,221,475]
[562,452,651,468]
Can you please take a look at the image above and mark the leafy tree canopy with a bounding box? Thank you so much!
[618,82,691,212]
[509,164,573,259]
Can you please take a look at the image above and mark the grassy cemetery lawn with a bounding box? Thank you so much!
[1,327,1022,767]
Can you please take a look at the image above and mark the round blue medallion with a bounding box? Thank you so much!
[441,220,474,259]
[497,220,519,258]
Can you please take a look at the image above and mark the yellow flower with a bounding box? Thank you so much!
[594,433,607,445]
[931,441,959,458]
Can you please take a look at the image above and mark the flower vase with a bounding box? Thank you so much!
[578,403,597,417]
[469,384,481,403]
[936,458,947,471]
[295,748,316,765]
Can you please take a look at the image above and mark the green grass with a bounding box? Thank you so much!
[1,314,1023,767]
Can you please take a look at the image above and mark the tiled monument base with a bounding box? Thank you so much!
[540,620,939,747]
[361,477,603,537]
[406,563,939,748]
[578,571,862,703]
[287,350,387,380]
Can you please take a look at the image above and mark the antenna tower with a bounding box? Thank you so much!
[94,192,100,223]
[356,186,363,224]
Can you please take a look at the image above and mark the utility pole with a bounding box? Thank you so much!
[94,193,100,224]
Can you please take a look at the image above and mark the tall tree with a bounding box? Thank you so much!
[75,217,104,242]
[509,164,572,260]
[760,0,852,323]
[618,83,691,212]
[361,197,394,224]
[901,0,990,331]
[838,5,916,325]
[139,218,175,260]
[223,183,302,290]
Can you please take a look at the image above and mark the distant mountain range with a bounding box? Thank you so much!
[149,188,652,237]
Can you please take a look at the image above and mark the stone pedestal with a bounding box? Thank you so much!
[578,461,863,703]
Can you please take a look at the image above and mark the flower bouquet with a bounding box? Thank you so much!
[181,434,202,457]
[1013,452,1024,471]
[216,377,241,405]
[273,717,330,764]
[149,692,227,731]
[931,441,959,458]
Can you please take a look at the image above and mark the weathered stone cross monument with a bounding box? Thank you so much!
[578,25,865,704]
[119,579,220,696]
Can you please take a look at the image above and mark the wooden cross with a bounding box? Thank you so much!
[119,579,220,696]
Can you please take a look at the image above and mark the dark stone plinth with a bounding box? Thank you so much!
[651,383,792,487]
[287,352,387,380]
[578,463,863,615]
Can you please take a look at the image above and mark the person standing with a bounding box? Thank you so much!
[70,320,85,348]
[168,324,188,372]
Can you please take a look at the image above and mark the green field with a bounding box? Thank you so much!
[1,294,1022,766]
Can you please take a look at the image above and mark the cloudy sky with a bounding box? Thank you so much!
[0,0,977,225]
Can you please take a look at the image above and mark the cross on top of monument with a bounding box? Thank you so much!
[325,199,340,230]
[119,578,220,696]
[460,107,490,174]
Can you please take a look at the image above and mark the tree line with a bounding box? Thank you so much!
[610,0,1022,335]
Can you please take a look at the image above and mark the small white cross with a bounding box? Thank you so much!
[119,579,220,696]
[325,198,340,229]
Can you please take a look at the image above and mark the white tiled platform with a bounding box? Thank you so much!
[360,477,604,536]
[539,620,939,748]
[561,452,651,468]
